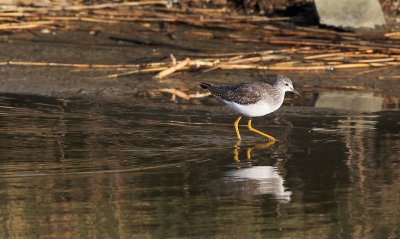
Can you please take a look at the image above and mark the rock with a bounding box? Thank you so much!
[314,0,386,32]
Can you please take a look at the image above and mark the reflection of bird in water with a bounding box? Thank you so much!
[228,142,291,201]
[234,141,275,162]
[200,75,300,142]
[225,166,292,202]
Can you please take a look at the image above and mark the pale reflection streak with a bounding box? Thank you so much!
[225,166,292,202]
[228,141,291,202]
[338,116,379,238]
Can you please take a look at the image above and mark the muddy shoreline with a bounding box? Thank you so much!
[0,20,399,104]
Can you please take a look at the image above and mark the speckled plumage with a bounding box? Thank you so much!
[200,75,299,140]
[200,76,297,117]
[200,81,280,105]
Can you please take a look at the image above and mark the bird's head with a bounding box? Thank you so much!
[274,75,300,96]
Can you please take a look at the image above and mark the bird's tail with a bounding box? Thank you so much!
[200,82,212,90]
[200,82,226,97]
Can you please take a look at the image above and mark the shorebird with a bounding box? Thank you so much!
[200,75,300,141]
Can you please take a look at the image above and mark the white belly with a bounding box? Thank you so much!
[222,99,281,117]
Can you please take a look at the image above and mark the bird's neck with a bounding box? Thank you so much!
[270,86,286,105]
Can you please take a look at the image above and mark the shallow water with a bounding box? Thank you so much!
[0,93,399,238]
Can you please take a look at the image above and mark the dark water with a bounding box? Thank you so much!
[0,93,399,238]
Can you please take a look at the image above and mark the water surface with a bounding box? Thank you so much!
[0,93,399,238]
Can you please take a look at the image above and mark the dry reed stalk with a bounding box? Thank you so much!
[296,49,342,54]
[0,21,54,30]
[223,55,289,65]
[384,32,400,37]
[187,91,211,98]
[159,88,190,100]
[326,62,342,65]
[154,58,191,79]
[304,53,345,60]
[266,65,327,70]
[48,1,170,11]
[0,12,33,16]
[264,63,374,70]
[218,64,267,70]
[379,75,400,79]
[107,67,171,78]
[0,6,38,12]
[0,17,17,21]
[356,58,396,63]
[40,16,120,24]
[0,61,157,69]
[188,60,218,68]
[190,31,214,38]
[224,16,290,22]
[157,88,211,100]
[152,6,227,13]
[95,9,176,19]
[270,61,300,66]
[330,63,377,69]
[383,62,400,66]
[295,26,361,38]
[342,53,389,57]
[178,7,228,14]
[196,48,307,58]
[316,56,345,61]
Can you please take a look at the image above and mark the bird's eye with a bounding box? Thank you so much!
[285,83,289,86]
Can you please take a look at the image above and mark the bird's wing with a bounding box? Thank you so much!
[220,83,265,105]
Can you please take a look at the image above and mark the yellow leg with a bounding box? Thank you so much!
[234,116,242,140]
[233,141,240,162]
[246,147,252,160]
[247,118,276,142]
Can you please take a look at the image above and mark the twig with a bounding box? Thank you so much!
[154,58,191,79]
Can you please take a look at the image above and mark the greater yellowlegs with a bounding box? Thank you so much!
[200,75,300,141]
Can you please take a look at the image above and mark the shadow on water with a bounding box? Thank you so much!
[0,92,399,238]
